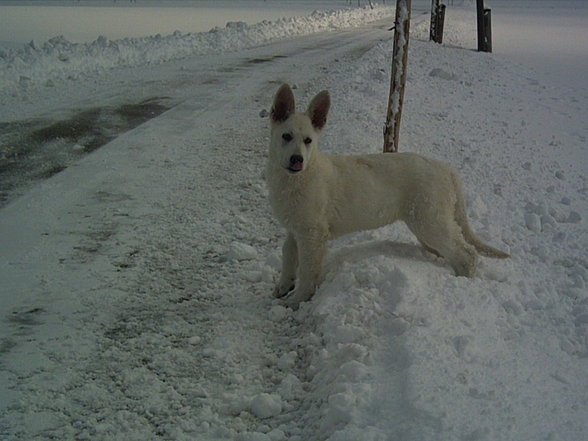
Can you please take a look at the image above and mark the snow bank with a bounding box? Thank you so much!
[291,8,588,440]
[0,4,391,96]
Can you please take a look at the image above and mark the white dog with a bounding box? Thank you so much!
[266,84,509,308]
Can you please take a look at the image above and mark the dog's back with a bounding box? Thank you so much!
[318,152,455,238]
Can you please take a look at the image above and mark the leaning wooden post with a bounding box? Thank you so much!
[383,0,411,152]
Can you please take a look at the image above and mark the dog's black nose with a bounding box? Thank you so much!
[288,154,304,172]
[290,155,303,165]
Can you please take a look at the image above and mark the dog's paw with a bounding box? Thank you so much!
[281,288,314,310]
[452,251,478,278]
[273,282,295,299]
[282,296,301,310]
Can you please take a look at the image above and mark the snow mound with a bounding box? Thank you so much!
[250,393,283,419]
[0,5,391,96]
[228,241,259,261]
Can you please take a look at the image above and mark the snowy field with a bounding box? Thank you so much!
[1,1,587,440]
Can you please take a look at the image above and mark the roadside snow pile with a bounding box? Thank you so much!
[291,8,588,440]
[0,5,390,96]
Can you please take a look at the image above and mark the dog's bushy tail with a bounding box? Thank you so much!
[452,173,511,259]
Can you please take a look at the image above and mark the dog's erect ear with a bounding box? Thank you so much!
[271,84,295,123]
[306,90,330,131]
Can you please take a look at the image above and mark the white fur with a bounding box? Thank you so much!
[266,84,509,308]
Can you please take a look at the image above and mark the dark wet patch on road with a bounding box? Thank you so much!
[0,97,171,207]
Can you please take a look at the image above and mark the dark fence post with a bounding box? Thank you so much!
[430,0,446,44]
[477,0,492,52]
[430,0,439,42]
[483,8,492,52]
[476,0,484,51]
[437,4,446,44]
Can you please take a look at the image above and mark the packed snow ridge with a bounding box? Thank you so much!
[0,5,391,95]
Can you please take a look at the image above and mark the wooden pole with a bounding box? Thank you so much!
[476,0,485,51]
[483,8,492,53]
[429,0,439,42]
[437,4,446,44]
[383,0,411,153]
[476,0,492,52]
[430,0,446,44]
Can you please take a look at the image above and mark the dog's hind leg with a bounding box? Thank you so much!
[451,172,510,259]
[408,212,478,277]
[417,227,477,277]
[275,233,298,298]
[446,241,478,277]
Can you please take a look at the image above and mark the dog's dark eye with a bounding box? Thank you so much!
[282,133,293,142]
[304,137,312,145]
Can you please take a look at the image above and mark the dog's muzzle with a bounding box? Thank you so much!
[287,155,304,173]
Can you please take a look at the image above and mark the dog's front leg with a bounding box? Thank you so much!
[274,233,298,298]
[283,232,327,309]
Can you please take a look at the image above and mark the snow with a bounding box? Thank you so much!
[1,1,588,440]
[490,0,588,91]
[250,393,283,419]
[0,2,392,98]
[228,241,259,262]
[0,1,356,45]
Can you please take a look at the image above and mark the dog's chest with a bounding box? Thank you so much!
[267,175,324,232]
